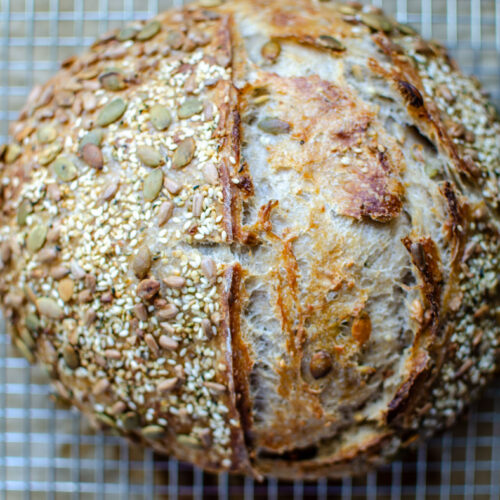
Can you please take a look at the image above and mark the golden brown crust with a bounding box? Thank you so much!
[1,0,500,479]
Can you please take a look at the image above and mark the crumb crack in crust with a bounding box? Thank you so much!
[0,0,499,479]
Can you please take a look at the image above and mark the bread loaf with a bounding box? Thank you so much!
[0,0,499,478]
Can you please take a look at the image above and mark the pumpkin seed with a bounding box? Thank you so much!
[136,20,161,41]
[79,129,104,150]
[360,12,393,32]
[257,117,291,134]
[95,413,115,427]
[172,138,195,169]
[5,144,22,164]
[37,297,63,319]
[19,327,35,349]
[141,425,165,439]
[200,0,222,6]
[99,71,126,91]
[27,224,47,253]
[96,98,127,126]
[336,4,359,15]
[82,143,104,169]
[14,338,35,364]
[143,169,163,201]
[261,40,281,61]
[132,246,152,278]
[137,145,164,167]
[58,278,74,302]
[317,35,345,51]
[17,199,32,226]
[53,156,78,182]
[177,98,203,119]
[150,104,172,131]
[39,143,63,166]
[177,434,202,449]
[117,26,138,42]
[397,22,416,35]
[121,411,140,430]
[26,313,41,333]
[37,125,57,144]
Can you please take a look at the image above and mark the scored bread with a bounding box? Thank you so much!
[0,0,499,479]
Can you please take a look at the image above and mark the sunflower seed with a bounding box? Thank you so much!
[201,257,216,282]
[178,98,203,119]
[102,180,119,201]
[137,278,160,299]
[144,333,159,356]
[143,168,163,201]
[133,303,148,321]
[117,26,138,42]
[110,401,127,416]
[166,30,184,50]
[53,156,78,181]
[141,425,165,439]
[4,144,21,164]
[150,104,172,131]
[172,138,195,169]
[136,20,161,41]
[39,143,63,166]
[17,199,32,226]
[164,177,181,194]
[96,98,127,126]
[157,377,178,392]
[261,40,281,61]
[163,275,186,288]
[92,378,110,396]
[58,278,74,302]
[360,12,393,32]
[37,297,63,319]
[79,129,104,150]
[201,318,214,339]
[156,303,178,320]
[25,313,41,333]
[204,381,226,393]
[137,145,164,167]
[132,246,152,278]
[104,349,121,360]
[192,193,204,217]
[27,224,47,253]
[159,335,178,350]
[51,266,70,280]
[317,35,345,51]
[36,125,57,144]
[55,90,75,108]
[82,143,104,169]
[121,411,140,430]
[38,247,58,263]
[257,117,290,134]
[202,163,218,184]
[99,71,126,91]
[157,201,174,226]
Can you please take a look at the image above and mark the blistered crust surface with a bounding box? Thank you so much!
[0,0,499,479]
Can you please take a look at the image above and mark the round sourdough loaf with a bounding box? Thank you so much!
[0,0,499,479]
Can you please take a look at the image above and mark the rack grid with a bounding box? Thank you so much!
[0,0,499,498]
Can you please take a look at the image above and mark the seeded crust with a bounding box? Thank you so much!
[0,0,499,479]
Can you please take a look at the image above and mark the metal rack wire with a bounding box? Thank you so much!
[0,0,499,498]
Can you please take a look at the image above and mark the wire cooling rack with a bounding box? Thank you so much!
[1,0,500,498]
